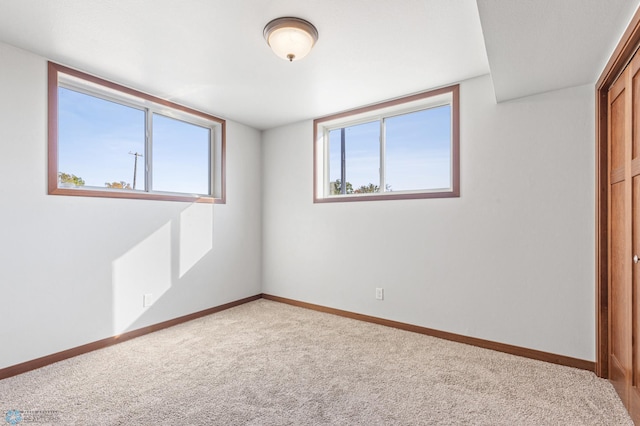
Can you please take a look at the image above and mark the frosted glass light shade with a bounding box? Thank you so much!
[264,17,318,62]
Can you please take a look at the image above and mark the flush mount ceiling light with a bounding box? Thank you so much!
[263,17,318,62]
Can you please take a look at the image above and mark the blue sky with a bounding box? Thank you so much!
[328,105,452,192]
[58,87,210,195]
[151,114,210,195]
[59,87,450,196]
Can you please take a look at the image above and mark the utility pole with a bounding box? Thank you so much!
[128,151,143,190]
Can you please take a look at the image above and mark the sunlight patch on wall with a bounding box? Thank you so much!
[112,222,172,335]
[179,203,213,277]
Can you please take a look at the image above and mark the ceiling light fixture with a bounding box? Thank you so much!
[263,17,318,62]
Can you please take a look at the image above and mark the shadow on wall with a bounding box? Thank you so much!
[111,203,214,335]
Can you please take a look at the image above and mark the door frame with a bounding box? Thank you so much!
[596,7,640,378]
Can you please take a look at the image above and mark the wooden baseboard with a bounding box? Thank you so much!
[0,294,261,380]
[261,294,595,372]
[1,292,594,381]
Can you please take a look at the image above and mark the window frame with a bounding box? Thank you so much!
[313,84,459,203]
[48,62,226,203]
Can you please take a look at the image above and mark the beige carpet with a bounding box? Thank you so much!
[0,299,632,425]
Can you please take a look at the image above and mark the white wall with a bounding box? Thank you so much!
[0,38,597,368]
[0,42,263,370]
[262,74,595,361]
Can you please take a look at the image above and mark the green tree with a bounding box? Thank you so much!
[354,183,379,194]
[58,172,85,186]
[331,179,354,195]
[105,181,132,189]
[353,183,392,194]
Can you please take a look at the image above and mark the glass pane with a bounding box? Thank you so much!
[58,87,145,190]
[385,105,451,191]
[328,121,380,195]
[152,114,210,195]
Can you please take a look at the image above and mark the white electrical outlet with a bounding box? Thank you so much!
[375,288,384,300]
[143,293,153,307]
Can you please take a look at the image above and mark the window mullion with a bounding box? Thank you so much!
[323,128,331,197]
[145,109,153,193]
[379,119,385,193]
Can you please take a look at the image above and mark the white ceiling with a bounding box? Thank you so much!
[0,1,637,130]
[477,0,640,102]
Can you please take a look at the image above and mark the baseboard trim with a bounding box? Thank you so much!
[261,294,595,372]
[0,294,261,381]
[1,292,594,381]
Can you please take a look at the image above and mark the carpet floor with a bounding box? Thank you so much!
[0,299,632,425]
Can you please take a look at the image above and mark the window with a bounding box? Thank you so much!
[313,85,459,202]
[48,62,225,203]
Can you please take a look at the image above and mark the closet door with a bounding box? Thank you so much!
[609,53,640,422]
